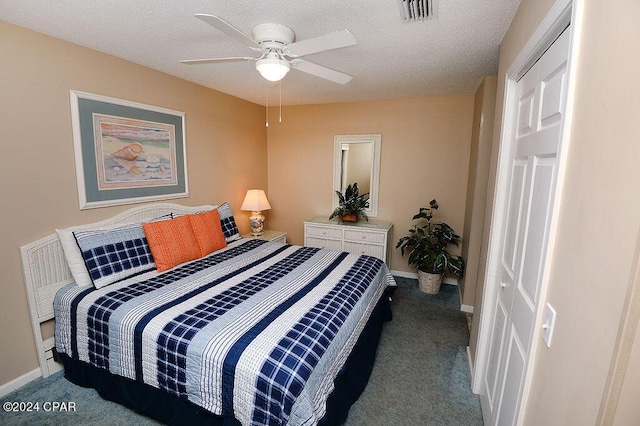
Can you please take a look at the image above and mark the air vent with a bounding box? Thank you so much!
[398,0,438,22]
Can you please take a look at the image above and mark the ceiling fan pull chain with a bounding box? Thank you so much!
[279,80,283,123]
[266,88,269,128]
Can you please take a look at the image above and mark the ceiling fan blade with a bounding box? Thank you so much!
[291,60,353,85]
[180,57,255,65]
[194,14,261,50]
[287,30,357,57]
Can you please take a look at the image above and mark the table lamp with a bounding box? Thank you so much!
[241,189,272,236]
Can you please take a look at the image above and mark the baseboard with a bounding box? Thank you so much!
[467,345,475,379]
[390,270,418,279]
[394,271,472,313]
[443,277,458,286]
[0,368,41,398]
[461,304,474,313]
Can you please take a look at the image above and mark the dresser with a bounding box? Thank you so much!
[304,217,393,264]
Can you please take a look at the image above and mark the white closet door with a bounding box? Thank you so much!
[481,26,570,426]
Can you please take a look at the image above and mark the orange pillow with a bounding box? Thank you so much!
[188,209,227,257]
[143,215,201,272]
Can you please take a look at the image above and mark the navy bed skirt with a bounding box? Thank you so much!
[60,287,395,426]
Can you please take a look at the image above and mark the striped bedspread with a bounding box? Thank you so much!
[55,239,395,425]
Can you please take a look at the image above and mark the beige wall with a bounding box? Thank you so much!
[612,313,640,425]
[459,76,496,312]
[470,0,640,424]
[0,21,267,386]
[266,96,474,273]
[525,0,640,423]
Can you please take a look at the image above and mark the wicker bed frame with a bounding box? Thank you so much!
[20,203,215,378]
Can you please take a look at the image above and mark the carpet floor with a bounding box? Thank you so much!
[0,277,482,425]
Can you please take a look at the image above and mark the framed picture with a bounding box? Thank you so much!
[70,90,188,210]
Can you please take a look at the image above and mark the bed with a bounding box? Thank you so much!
[21,203,396,426]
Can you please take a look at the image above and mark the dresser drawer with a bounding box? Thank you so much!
[343,241,385,260]
[304,218,393,265]
[306,237,343,251]
[343,229,385,245]
[305,224,343,239]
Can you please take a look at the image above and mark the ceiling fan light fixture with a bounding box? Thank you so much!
[183,15,356,85]
[256,53,290,82]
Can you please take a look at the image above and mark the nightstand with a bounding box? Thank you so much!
[242,230,287,244]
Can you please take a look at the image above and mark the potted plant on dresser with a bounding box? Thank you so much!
[329,182,370,223]
[396,199,465,294]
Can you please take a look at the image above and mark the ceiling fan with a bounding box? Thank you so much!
[180,14,357,84]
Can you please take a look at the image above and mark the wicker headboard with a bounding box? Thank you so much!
[20,202,216,378]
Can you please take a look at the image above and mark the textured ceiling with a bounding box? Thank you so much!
[1,0,520,106]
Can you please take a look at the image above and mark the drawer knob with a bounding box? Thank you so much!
[362,235,366,240]
[322,231,326,235]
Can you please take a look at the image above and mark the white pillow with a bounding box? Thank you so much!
[56,228,93,286]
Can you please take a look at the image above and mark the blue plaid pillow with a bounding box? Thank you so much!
[217,202,241,242]
[74,223,155,289]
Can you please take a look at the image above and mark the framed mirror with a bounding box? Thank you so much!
[332,134,382,218]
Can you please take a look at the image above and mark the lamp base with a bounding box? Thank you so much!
[249,211,265,236]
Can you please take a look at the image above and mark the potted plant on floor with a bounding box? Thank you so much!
[396,199,465,294]
[329,182,370,223]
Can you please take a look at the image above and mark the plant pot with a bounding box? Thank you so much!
[341,214,358,223]
[418,270,443,294]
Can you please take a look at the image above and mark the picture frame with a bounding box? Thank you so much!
[70,90,188,210]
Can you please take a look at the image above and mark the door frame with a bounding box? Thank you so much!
[472,0,583,423]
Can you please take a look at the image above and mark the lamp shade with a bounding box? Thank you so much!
[255,52,290,82]
[241,190,271,212]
